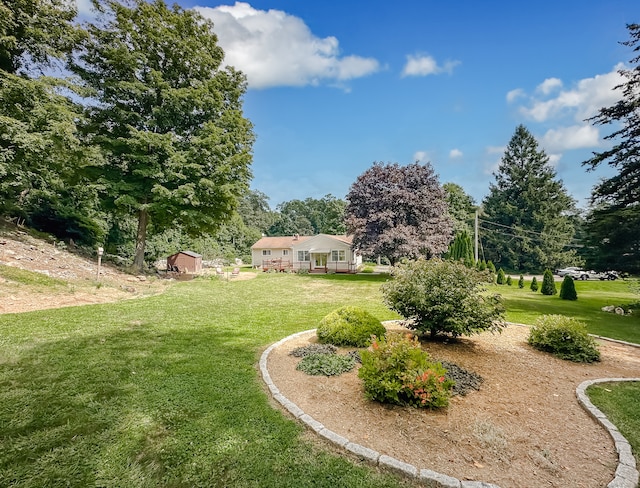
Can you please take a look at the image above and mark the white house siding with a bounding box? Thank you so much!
[251,234,360,273]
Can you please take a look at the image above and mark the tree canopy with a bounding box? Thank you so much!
[482,125,578,272]
[269,194,346,236]
[582,23,640,273]
[443,182,476,234]
[70,0,254,270]
[345,162,453,264]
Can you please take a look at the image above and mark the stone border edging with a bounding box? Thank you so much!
[576,378,640,488]
[260,326,639,488]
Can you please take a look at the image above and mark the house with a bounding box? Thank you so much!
[251,234,362,273]
[167,250,203,273]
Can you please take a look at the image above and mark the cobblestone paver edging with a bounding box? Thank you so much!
[260,328,639,488]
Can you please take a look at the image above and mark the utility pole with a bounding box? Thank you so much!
[474,210,479,264]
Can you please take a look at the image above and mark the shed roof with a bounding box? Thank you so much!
[251,234,353,250]
[169,250,202,258]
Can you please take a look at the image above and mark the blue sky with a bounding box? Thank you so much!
[79,0,639,209]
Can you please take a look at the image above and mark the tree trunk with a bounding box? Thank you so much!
[133,207,149,272]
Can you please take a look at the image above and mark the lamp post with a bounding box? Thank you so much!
[97,247,104,280]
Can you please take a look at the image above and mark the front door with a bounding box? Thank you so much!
[313,253,327,270]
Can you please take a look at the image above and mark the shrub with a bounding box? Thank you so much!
[487,261,496,273]
[296,353,356,376]
[541,269,557,295]
[289,344,337,357]
[506,275,512,286]
[316,306,386,347]
[518,275,524,288]
[477,260,487,271]
[530,276,539,292]
[559,275,578,300]
[496,268,506,284]
[381,258,505,338]
[528,315,600,363]
[358,332,454,408]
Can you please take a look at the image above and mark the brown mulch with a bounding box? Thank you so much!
[266,324,640,488]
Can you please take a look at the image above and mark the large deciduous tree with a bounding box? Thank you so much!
[482,125,577,272]
[0,0,100,240]
[269,194,346,236]
[345,162,453,264]
[582,24,640,273]
[70,0,254,270]
[443,182,476,233]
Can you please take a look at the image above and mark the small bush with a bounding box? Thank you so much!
[506,275,512,286]
[528,315,600,363]
[381,258,505,339]
[296,353,356,376]
[358,332,454,408]
[316,306,386,347]
[496,268,506,284]
[530,276,539,292]
[541,269,557,296]
[518,275,524,288]
[559,275,578,300]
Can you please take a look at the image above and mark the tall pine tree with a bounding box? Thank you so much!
[582,24,640,274]
[482,125,577,272]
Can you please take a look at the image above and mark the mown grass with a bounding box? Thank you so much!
[587,382,640,466]
[0,273,408,488]
[1,271,638,487]
[490,279,640,344]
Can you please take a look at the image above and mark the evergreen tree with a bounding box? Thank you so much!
[496,268,506,284]
[477,260,487,271]
[582,24,640,274]
[518,275,525,289]
[482,125,578,272]
[487,261,496,273]
[559,275,578,300]
[506,275,513,286]
[447,229,474,267]
[530,276,539,292]
[541,269,557,296]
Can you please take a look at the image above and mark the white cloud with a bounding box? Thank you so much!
[413,151,428,162]
[519,64,625,123]
[536,77,563,95]
[540,124,600,152]
[546,153,562,168]
[196,2,380,89]
[401,54,460,77]
[449,148,463,159]
[506,88,524,103]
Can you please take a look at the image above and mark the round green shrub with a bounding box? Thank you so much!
[506,275,512,286]
[559,275,578,300]
[496,268,506,284]
[316,306,386,347]
[528,314,600,363]
[518,275,525,288]
[358,332,454,408]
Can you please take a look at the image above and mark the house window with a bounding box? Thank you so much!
[331,250,346,262]
[282,250,289,256]
[262,250,271,256]
[297,250,310,262]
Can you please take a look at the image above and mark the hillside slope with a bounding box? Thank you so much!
[0,224,169,314]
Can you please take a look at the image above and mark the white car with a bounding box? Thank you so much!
[555,266,582,277]
[567,270,619,281]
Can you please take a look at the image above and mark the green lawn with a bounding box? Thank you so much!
[0,273,408,488]
[0,272,638,487]
[490,279,640,344]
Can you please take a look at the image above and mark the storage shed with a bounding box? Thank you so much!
[167,251,203,273]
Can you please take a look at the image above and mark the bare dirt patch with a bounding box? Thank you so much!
[266,324,640,488]
[0,228,171,314]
